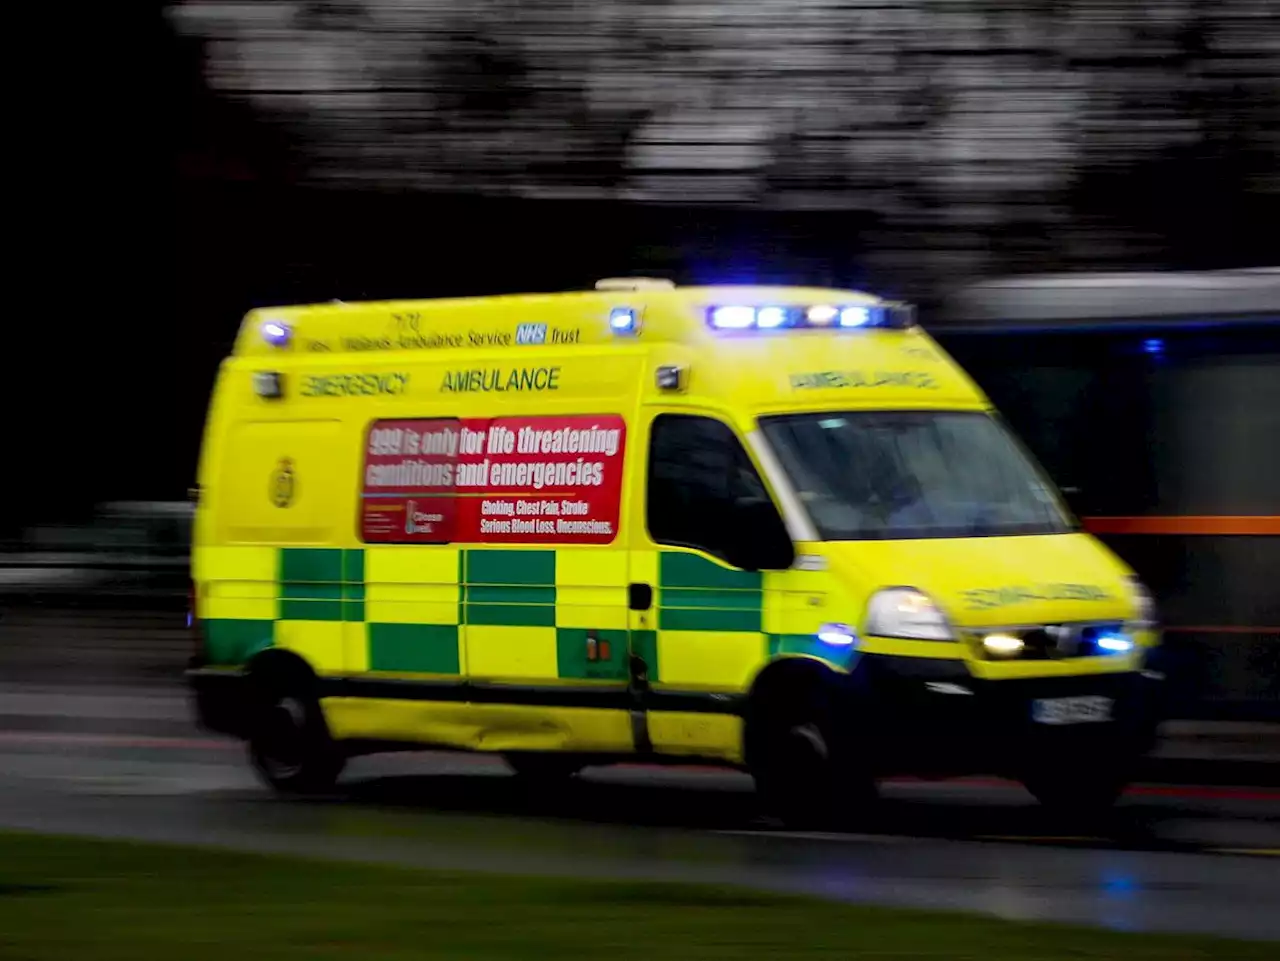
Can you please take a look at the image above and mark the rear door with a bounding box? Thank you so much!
[204,416,358,675]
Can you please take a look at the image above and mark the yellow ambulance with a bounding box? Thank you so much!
[186,278,1163,826]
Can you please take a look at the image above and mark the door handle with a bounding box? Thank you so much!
[628,582,653,612]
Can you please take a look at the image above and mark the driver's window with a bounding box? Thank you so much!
[646,414,769,560]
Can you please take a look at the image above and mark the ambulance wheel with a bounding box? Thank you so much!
[246,668,344,795]
[505,753,584,783]
[747,688,876,830]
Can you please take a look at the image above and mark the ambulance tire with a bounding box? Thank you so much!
[246,662,345,795]
[747,681,877,831]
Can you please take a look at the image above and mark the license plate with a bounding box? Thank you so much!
[1031,695,1113,726]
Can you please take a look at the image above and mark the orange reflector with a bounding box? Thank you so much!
[1082,516,1280,536]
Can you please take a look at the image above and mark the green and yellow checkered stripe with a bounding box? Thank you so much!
[197,545,459,676]
[195,545,847,690]
[644,552,852,691]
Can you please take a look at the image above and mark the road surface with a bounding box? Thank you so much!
[2,603,1278,941]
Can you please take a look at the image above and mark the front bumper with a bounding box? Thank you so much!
[841,654,1165,778]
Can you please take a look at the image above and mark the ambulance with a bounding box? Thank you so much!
[186,279,1163,826]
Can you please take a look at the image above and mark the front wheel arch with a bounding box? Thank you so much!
[244,648,320,694]
[242,649,343,794]
[743,656,875,828]
[742,657,843,769]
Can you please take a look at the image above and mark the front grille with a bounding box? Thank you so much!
[971,622,1128,660]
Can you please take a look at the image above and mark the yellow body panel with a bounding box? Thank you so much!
[466,626,560,683]
[194,283,1154,768]
[654,630,765,692]
[217,419,347,544]
[826,534,1137,630]
[323,699,634,753]
[647,712,745,763]
[274,620,345,675]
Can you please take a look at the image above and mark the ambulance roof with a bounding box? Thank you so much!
[231,281,988,411]
[232,283,896,356]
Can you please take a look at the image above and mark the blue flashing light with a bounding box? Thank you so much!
[609,307,638,333]
[1095,633,1134,654]
[706,303,905,332]
[757,306,787,329]
[1101,872,1139,901]
[710,305,757,329]
[261,319,291,347]
[1142,337,1164,355]
[839,306,871,328]
[817,623,858,647]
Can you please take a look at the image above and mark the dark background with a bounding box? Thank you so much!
[4,1,1277,718]
[10,1,1278,539]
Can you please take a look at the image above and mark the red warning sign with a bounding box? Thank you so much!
[360,414,626,545]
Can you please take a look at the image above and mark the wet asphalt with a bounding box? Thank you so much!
[1,730,1278,941]
[1,603,1278,941]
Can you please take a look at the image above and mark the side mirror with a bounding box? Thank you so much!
[721,499,796,572]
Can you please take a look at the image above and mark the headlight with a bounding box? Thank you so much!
[865,588,955,641]
[1125,575,1157,629]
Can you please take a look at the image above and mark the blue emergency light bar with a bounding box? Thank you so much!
[706,303,915,332]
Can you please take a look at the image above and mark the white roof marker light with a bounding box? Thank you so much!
[709,306,757,329]
[757,306,787,328]
[807,305,838,325]
[595,277,676,292]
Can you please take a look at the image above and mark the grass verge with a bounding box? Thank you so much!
[0,831,1270,960]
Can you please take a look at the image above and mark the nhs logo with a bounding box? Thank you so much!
[515,323,547,345]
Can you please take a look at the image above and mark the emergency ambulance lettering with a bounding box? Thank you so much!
[789,370,938,391]
[872,371,938,389]
[301,373,409,397]
[962,584,1115,611]
[440,367,562,393]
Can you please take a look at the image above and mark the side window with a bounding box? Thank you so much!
[647,414,773,560]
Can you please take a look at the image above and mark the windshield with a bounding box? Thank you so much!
[759,411,1074,540]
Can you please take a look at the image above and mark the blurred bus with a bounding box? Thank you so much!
[0,501,191,605]
[933,269,1280,722]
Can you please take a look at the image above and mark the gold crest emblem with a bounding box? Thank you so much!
[270,458,295,508]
